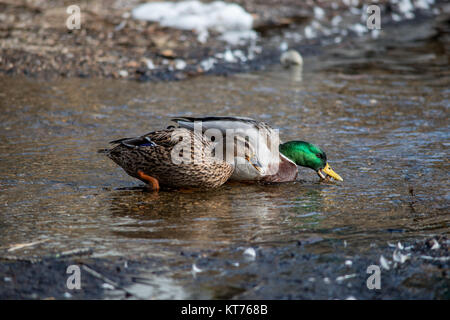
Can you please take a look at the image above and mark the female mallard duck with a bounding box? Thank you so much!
[172,116,343,183]
[105,127,235,190]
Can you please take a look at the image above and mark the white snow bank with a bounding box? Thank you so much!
[132,1,256,45]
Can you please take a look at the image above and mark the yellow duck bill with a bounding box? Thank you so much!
[318,163,343,181]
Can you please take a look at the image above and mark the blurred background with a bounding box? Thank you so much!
[0,0,448,80]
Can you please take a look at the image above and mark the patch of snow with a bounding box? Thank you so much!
[304,26,316,39]
[420,255,450,262]
[118,70,129,77]
[132,1,255,44]
[243,247,256,259]
[405,12,415,19]
[398,0,414,14]
[314,7,325,20]
[192,263,203,273]
[331,15,342,27]
[220,30,257,46]
[174,59,187,70]
[371,29,380,39]
[336,273,357,282]
[431,239,440,250]
[392,13,402,21]
[247,43,261,60]
[101,283,115,290]
[115,21,126,31]
[349,23,367,36]
[143,58,155,70]
[380,255,390,270]
[415,0,430,9]
[200,57,216,71]
[197,30,209,43]
[233,49,247,62]
[394,0,415,19]
[224,49,236,63]
[279,41,288,52]
[322,27,332,36]
[393,249,410,264]
[350,7,361,15]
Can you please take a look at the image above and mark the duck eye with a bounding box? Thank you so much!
[316,153,326,160]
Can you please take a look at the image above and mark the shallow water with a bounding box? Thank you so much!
[0,32,449,298]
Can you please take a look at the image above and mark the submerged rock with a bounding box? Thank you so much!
[280,50,303,67]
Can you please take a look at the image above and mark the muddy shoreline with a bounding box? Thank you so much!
[0,0,446,81]
[1,236,448,299]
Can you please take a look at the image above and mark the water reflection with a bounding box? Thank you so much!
[107,183,330,247]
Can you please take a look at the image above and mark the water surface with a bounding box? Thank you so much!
[0,35,448,298]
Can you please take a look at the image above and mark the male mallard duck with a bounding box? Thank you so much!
[105,127,235,190]
[172,116,343,183]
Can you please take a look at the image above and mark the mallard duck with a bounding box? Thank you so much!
[104,127,235,190]
[172,116,343,183]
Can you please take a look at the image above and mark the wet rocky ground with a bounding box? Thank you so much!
[0,236,448,299]
[0,0,447,81]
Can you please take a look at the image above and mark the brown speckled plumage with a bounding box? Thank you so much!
[106,128,234,189]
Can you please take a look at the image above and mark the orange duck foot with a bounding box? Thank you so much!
[137,170,160,191]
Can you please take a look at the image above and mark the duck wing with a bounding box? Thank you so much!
[172,116,283,179]
[109,128,213,150]
[172,116,272,134]
[109,136,157,148]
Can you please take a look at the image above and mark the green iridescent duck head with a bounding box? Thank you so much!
[279,141,343,181]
